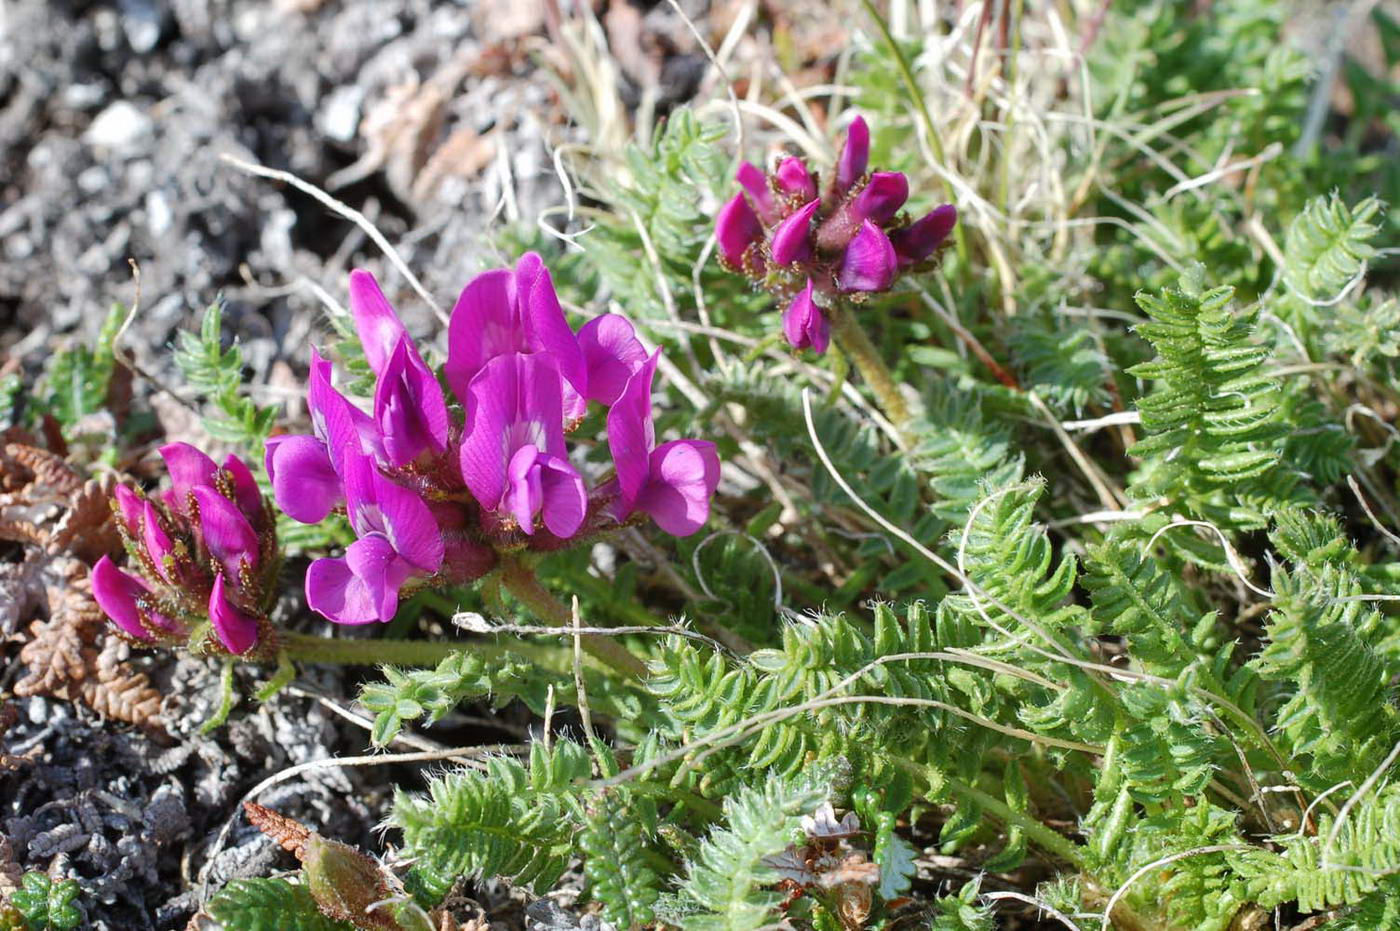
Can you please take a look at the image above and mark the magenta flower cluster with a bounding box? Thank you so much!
[93,444,276,656]
[715,115,957,353]
[266,252,721,626]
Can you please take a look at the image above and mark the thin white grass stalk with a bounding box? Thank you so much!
[664,0,744,156]
[1347,475,1400,550]
[1143,519,1275,600]
[1098,845,1254,931]
[1061,411,1142,431]
[196,746,513,896]
[1298,781,1354,838]
[1028,392,1127,510]
[1163,142,1283,200]
[1322,738,1400,869]
[982,891,1082,931]
[281,685,443,753]
[219,153,447,326]
[571,596,597,746]
[691,530,784,611]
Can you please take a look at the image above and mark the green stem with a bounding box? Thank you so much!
[944,776,1085,868]
[828,304,912,432]
[276,630,557,670]
[500,558,650,680]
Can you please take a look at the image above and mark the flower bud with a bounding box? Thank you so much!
[838,221,898,293]
[716,193,764,269]
[209,573,259,655]
[736,161,777,224]
[891,204,958,267]
[783,279,829,354]
[776,156,817,201]
[92,555,181,641]
[770,200,819,266]
[835,115,870,195]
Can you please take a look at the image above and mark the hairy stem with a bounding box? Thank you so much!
[943,776,1084,867]
[275,630,557,670]
[828,304,912,432]
[500,558,650,680]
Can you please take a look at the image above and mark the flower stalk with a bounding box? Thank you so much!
[828,303,912,432]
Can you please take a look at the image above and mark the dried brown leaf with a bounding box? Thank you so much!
[0,835,20,897]
[243,802,312,860]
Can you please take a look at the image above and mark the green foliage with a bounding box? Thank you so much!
[7,874,82,931]
[204,878,355,931]
[359,651,556,747]
[580,791,664,928]
[391,740,593,895]
[36,303,126,433]
[172,299,278,452]
[927,879,995,931]
[1282,195,1383,304]
[678,772,826,931]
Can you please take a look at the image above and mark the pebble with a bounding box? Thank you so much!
[84,101,154,153]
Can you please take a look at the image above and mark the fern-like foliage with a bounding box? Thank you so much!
[1250,510,1400,790]
[678,772,826,931]
[36,303,126,435]
[580,789,664,929]
[390,740,592,897]
[204,878,354,931]
[1236,783,1400,915]
[1282,195,1382,304]
[1126,268,1302,546]
[172,300,278,452]
[360,652,558,747]
[1009,311,1111,414]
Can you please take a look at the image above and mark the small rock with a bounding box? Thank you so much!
[145,190,173,236]
[84,101,154,153]
[317,85,364,143]
[118,0,166,53]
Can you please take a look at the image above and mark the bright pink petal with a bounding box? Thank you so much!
[445,267,516,403]
[776,157,816,201]
[141,501,174,582]
[636,439,721,536]
[308,347,384,470]
[606,352,660,508]
[578,314,648,406]
[503,445,544,533]
[348,269,408,376]
[375,336,450,466]
[159,442,218,513]
[192,487,259,577]
[837,220,897,292]
[515,253,587,394]
[835,115,870,194]
[92,556,154,641]
[265,434,343,524]
[222,453,264,524]
[716,193,763,267]
[459,353,518,512]
[770,200,818,266]
[306,555,379,625]
[209,573,259,654]
[536,453,587,539]
[344,533,416,621]
[891,204,958,267]
[372,473,444,573]
[782,280,829,354]
[853,172,908,224]
[113,485,143,531]
[737,161,776,224]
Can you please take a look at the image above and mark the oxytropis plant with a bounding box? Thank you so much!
[264,252,720,628]
[715,115,957,354]
[93,444,278,657]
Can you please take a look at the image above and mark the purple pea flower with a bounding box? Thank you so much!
[160,443,265,527]
[459,352,587,538]
[192,486,259,581]
[445,252,587,415]
[607,353,720,536]
[113,484,144,532]
[266,347,382,524]
[713,112,957,355]
[577,314,648,406]
[834,115,870,196]
[776,157,816,201]
[348,270,450,466]
[209,573,260,654]
[141,500,176,582]
[716,193,765,271]
[891,204,959,268]
[91,555,183,641]
[305,451,445,624]
[838,220,898,293]
[783,280,829,354]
